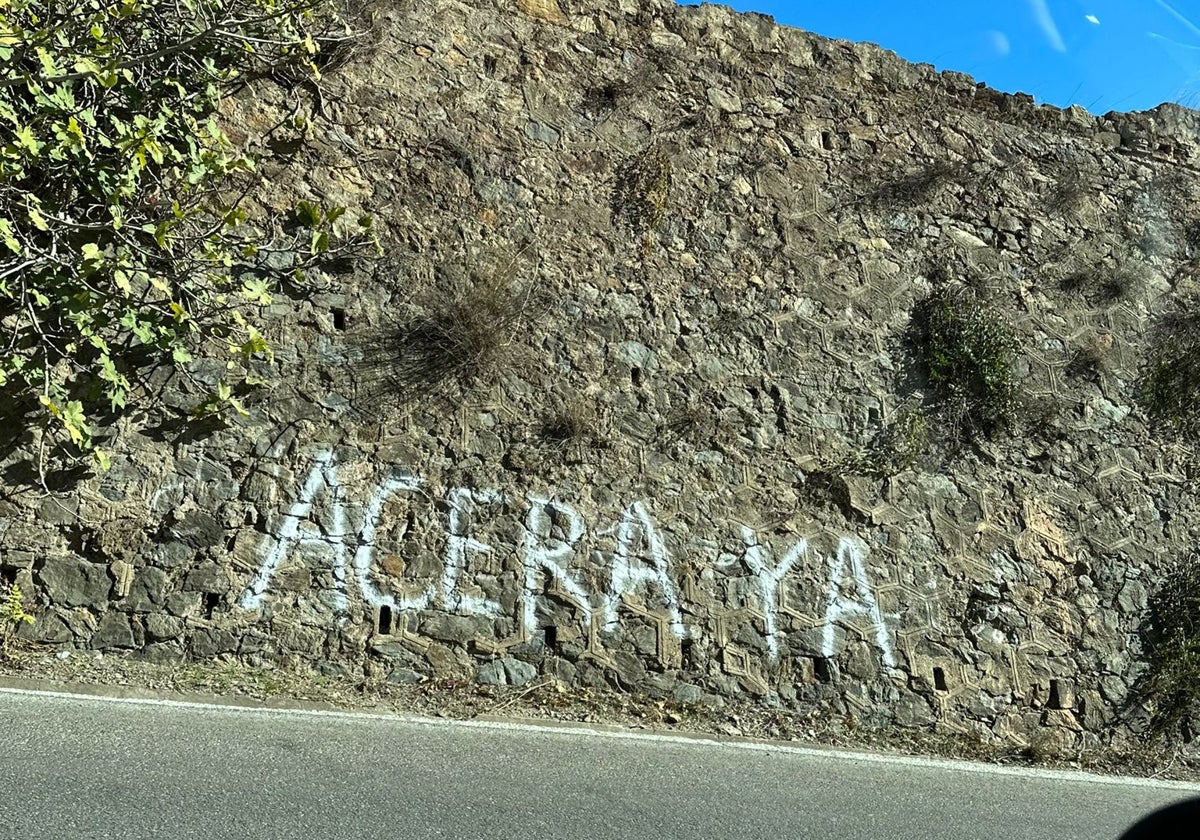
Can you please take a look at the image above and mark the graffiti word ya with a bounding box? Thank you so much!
[740,528,896,666]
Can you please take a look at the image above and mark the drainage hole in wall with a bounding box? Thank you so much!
[933,666,948,692]
[630,367,643,387]
[0,567,17,586]
[1048,679,1062,710]
[543,626,558,649]
[379,605,394,636]
[332,309,346,330]
[814,657,835,683]
[202,592,221,619]
[680,638,694,667]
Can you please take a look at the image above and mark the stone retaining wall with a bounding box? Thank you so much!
[4,0,1200,752]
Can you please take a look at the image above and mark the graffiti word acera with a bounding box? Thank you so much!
[238,452,895,665]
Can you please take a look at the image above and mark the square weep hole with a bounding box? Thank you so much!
[542,625,558,650]
[0,567,16,586]
[1048,679,1064,710]
[332,308,346,331]
[378,605,394,636]
[933,667,948,692]
[202,592,220,619]
[814,657,836,683]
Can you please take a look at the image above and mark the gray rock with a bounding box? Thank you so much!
[706,87,742,112]
[673,682,703,705]
[144,613,184,641]
[39,558,110,608]
[544,656,577,684]
[17,611,72,644]
[611,651,646,686]
[184,563,230,594]
[615,341,657,373]
[138,643,185,665]
[477,659,507,686]
[418,613,490,644]
[370,641,420,663]
[169,511,224,550]
[524,122,560,145]
[502,657,538,687]
[191,627,241,656]
[893,692,936,728]
[277,622,326,656]
[166,593,199,617]
[387,668,424,685]
[90,612,135,649]
[1116,579,1148,614]
[239,629,272,654]
[147,542,194,569]
[424,643,465,678]
[123,566,170,611]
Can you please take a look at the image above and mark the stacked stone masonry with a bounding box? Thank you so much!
[4,0,1200,753]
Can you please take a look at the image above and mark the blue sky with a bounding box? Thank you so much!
[679,1,1200,114]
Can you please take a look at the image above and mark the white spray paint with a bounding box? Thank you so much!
[521,497,594,631]
[241,457,507,617]
[239,451,901,672]
[442,488,502,616]
[602,501,686,638]
[740,527,807,662]
[354,472,433,612]
[240,451,349,612]
[822,536,896,668]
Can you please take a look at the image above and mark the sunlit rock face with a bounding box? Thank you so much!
[6,0,1200,752]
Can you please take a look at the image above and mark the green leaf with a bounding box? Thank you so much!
[74,57,101,75]
[36,47,61,77]
[27,205,48,231]
[240,278,272,305]
[0,219,20,254]
[14,125,41,156]
[235,326,271,361]
[294,200,321,227]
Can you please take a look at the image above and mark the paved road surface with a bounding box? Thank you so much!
[0,686,1195,839]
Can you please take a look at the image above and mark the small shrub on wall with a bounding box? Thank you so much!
[1143,555,1200,735]
[386,256,541,396]
[1139,299,1200,440]
[0,583,34,655]
[909,281,1020,445]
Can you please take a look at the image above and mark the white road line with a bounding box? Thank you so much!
[3,684,1198,793]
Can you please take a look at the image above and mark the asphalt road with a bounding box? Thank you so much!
[0,687,1196,840]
